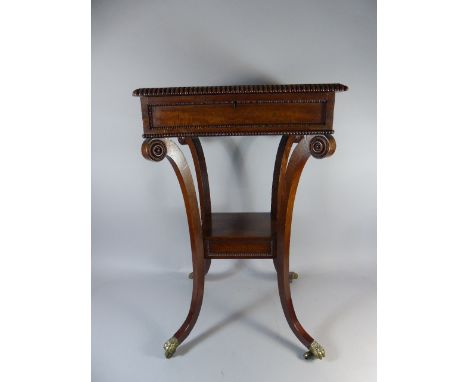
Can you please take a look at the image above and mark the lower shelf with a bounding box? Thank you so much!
[205,212,273,259]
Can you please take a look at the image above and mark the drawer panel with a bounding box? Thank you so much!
[149,100,326,128]
[207,239,272,256]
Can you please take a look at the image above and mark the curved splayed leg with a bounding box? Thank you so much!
[271,136,301,280]
[189,259,211,279]
[274,134,336,359]
[142,138,205,358]
[179,137,213,279]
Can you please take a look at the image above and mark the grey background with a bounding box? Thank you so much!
[92,0,375,381]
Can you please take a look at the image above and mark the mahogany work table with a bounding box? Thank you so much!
[133,83,348,360]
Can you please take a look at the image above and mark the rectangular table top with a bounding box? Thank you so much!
[134,83,347,138]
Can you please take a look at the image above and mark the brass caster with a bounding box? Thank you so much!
[163,337,179,359]
[303,340,326,360]
[289,271,299,283]
[188,272,193,279]
[303,350,313,360]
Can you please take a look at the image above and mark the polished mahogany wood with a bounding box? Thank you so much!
[151,100,325,127]
[178,137,212,230]
[275,135,335,348]
[134,83,346,358]
[135,83,346,138]
[206,212,272,258]
[271,135,298,272]
[142,138,205,344]
[271,136,296,220]
[178,137,212,273]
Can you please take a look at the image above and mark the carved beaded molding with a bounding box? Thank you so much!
[133,83,348,97]
[149,99,327,107]
[143,130,334,138]
[207,252,273,258]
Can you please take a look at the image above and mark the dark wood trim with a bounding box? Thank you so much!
[133,83,348,97]
[143,129,334,138]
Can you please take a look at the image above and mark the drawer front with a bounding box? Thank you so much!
[207,239,272,258]
[149,100,326,128]
[139,92,336,137]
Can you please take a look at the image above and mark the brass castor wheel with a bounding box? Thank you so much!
[303,341,326,360]
[188,272,193,279]
[163,337,179,359]
[289,271,299,283]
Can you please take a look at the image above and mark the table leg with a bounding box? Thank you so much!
[188,259,211,279]
[272,135,303,282]
[142,138,205,358]
[178,137,212,279]
[178,137,212,233]
[274,257,298,283]
[274,134,336,359]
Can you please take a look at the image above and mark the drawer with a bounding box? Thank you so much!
[137,90,338,137]
[207,238,272,258]
[149,100,326,128]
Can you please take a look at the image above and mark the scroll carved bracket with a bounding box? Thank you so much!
[309,134,336,159]
[141,138,167,162]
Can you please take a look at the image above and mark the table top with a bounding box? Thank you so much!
[134,83,347,138]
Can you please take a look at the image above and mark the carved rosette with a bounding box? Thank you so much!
[141,138,167,161]
[309,135,336,159]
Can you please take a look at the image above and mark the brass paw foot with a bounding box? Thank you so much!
[163,337,179,358]
[188,272,193,279]
[303,340,326,360]
[289,271,299,283]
